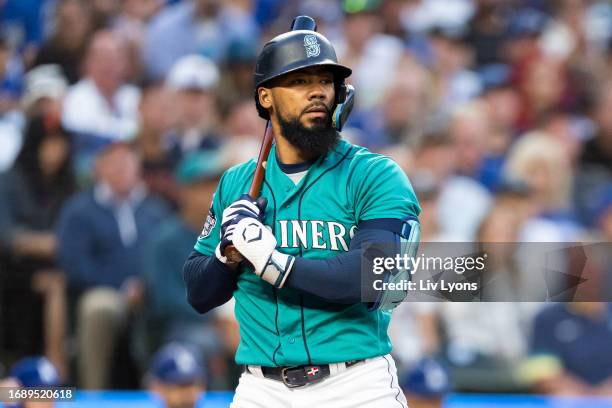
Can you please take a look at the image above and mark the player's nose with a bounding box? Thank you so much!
[307,81,329,101]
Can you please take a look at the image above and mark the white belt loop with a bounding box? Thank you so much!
[247,365,264,378]
[328,362,346,376]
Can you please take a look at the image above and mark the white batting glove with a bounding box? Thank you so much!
[216,194,268,264]
[232,217,295,288]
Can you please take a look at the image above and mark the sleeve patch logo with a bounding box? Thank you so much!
[198,207,216,240]
[304,34,321,58]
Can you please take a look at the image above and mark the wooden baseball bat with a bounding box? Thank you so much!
[224,124,275,262]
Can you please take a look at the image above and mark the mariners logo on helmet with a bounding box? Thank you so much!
[303,34,320,58]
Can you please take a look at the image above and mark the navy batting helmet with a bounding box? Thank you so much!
[9,357,61,387]
[253,15,352,120]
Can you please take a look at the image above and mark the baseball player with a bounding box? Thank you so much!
[5,356,61,408]
[146,343,206,408]
[183,16,420,408]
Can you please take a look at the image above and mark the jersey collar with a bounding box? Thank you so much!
[266,139,352,198]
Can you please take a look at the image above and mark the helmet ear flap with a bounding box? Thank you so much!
[332,84,355,131]
[335,82,347,105]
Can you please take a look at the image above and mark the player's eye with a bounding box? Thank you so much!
[292,78,306,85]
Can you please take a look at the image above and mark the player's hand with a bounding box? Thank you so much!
[221,194,267,232]
[217,194,268,261]
[232,217,295,288]
[215,223,238,264]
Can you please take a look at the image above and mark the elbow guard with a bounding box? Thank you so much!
[369,217,420,311]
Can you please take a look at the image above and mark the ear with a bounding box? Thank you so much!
[258,87,273,110]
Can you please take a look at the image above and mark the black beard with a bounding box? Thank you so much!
[276,108,339,158]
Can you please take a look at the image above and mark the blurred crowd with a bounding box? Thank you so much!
[0,0,611,404]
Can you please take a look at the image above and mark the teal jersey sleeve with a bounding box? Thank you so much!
[194,174,226,256]
[352,155,420,222]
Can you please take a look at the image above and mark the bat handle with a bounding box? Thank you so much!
[222,125,274,265]
[224,245,244,263]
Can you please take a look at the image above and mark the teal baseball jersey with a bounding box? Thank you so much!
[194,139,420,366]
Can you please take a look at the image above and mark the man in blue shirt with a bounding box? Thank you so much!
[56,142,169,389]
[530,303,612,395]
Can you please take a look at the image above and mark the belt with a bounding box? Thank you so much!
[247,360,364,388]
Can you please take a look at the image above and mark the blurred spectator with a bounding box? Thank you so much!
[515,56,569,131]
[8,356,61,408]
[406,128,491,241]
[448,101,499,189]
[221,99,263,166]
[505,131,583,241]
[56,142,168,388]
[576,80,612,225]
[164,55,222,167]
[411,133,456,188]
[217,38,258,109]
[477,189,535,301]
[399,0,474,37]
[436,204,539,392]
[61,30,140,180]
[33,0,93,84]
[142,0,259,80]
[146,343,206,408]
[538,0,611,64]
[9,356,61,385]
[212,298,241,390]
[0,0,48,65]
[378,0,412,40]
[389,296,441,375]
[115,0,164,43]
[135,83,178,205]
[437,172,492,242]
[426,27,482,119]
[142,151,225,364]
[503,7,547,69]
[0,114,75,376]
[338,0,404,109]
[481,80,520,150]
[1,64,67,175]
[528,302,612,396]
[113,0,165,81]
[89,0,122,31]
[0,33,25,172]
[400,357,450,408]
[465,1,508,68]
[352,55,433,149]
[536,109,584,164]
[0,31,23,107]
[22,64,68,118]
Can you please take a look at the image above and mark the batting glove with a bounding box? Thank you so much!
[217,194,268,263]
[215,223,238,264]
[232,217,295,288]
[220,194,267,233]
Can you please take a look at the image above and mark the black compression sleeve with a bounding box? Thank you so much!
[285,228,396,303]
[182,250,237,314]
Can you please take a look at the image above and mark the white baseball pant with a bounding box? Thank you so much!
[230,354,409,408]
